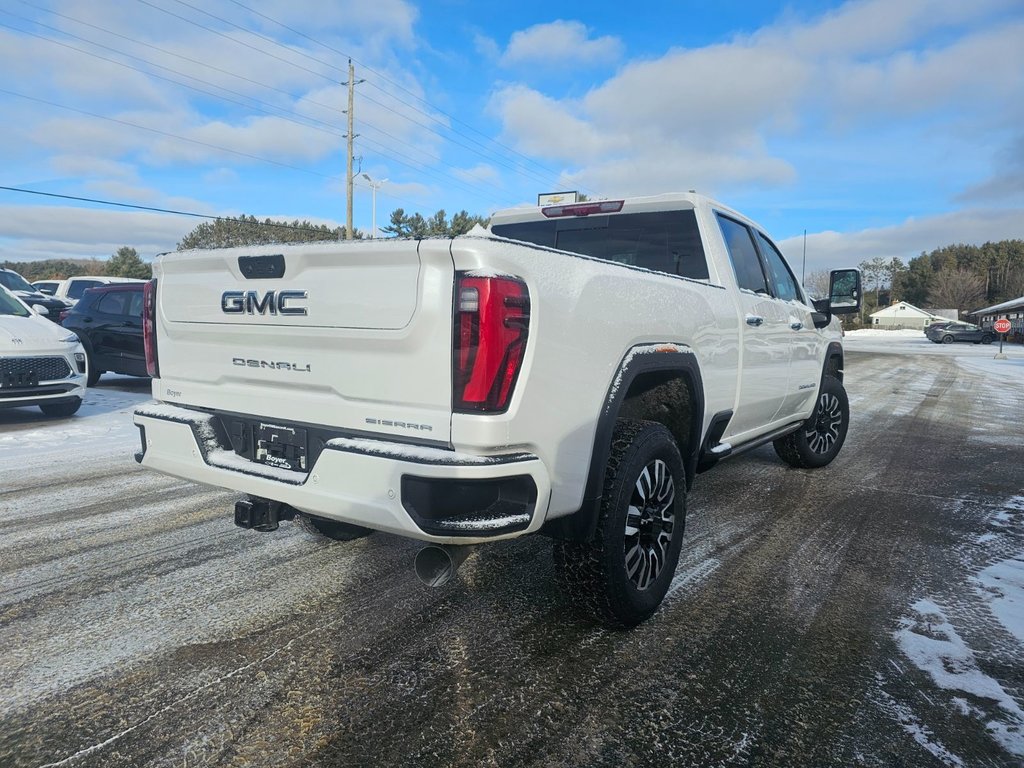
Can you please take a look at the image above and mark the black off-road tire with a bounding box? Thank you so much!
[773,375,849,469]
[295,514,373,541]
[39,398,83,418]
[553,419,686,629]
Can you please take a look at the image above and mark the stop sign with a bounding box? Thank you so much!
[994,318,1012,334]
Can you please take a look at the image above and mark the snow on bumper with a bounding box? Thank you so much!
[132,403,551,545]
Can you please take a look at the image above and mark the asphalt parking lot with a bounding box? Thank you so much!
[1,343,1022,767]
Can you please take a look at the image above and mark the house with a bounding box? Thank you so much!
[967,295,1024,337]
[869,301,953,330]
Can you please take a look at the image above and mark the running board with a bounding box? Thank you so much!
[698,420,804,471]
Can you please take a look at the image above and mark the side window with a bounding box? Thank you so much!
[127,290,144,318]
[753,231,802,303]
[716,214,768,294]
[69,280,102,300]
[96,291,129,316]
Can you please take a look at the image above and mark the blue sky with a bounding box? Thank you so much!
[0,0,1022,274]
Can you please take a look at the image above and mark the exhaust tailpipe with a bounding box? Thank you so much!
[414,545,475,587]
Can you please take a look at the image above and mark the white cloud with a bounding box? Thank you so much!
[0,205,195,260]
[501,21,623,68]
[488,0,1023,205]
[49,155,137,181]
[452,164,501,185]
[473,33,500,62]
[779,207,1024,271]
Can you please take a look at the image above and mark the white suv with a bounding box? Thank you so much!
[0,286,87,417]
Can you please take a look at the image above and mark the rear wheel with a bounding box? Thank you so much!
[295,514,372,541]
[942,335,954,344]
[39,398,82,418]
[554,420,686,629]
[773,375,849,469]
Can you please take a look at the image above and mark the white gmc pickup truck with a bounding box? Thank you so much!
[134,193,861,627]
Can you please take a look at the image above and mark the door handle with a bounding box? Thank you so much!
[745,315,764,327]
[790,322,803,330]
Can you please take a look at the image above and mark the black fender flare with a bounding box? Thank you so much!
[824,341,844,382]
[541,345,705,542]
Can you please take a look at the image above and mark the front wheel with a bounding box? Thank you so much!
[981,335,994,344]
[554,420,686,629]
[773,376,849,469]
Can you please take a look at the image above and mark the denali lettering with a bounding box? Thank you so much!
[365,418,433,431]
[232,358,311,372]
[221,290,308,316]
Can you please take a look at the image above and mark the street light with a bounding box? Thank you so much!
[361,173,388,238]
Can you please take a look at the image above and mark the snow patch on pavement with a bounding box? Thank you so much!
[890,495,1024,760]
[875,681,966,767]
[896,599,1024,757]
[976,550,1024,645]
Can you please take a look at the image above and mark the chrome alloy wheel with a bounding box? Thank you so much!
[806,391,843,455]
[623,458,676,591]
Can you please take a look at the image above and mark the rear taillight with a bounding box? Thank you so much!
[453,274,530,413]
[143,279,159,378]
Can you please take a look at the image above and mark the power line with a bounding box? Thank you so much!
[16,1,347,121]
[2,13,513,204]
[223,0,572,189]
[0,16,343,135]
[0,184,334,231]
[134,0,335,81]
[145,0,569,192]
[7,5,537,201]
[0,88,340,180]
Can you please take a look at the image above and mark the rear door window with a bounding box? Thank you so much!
[716,214,769,294]
[127,289,144,317]
[491,210,709,280]
[96,291,130,316]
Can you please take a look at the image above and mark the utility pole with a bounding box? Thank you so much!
[362,174,387,237]
[344,59,363,240]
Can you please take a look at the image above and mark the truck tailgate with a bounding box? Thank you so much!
[153,239,455,442]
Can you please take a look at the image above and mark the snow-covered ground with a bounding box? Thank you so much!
[0,376,152,474]
[841,333,1024,761]
[844,328,1024,383]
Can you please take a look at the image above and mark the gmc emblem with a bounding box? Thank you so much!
[221,290,308,316]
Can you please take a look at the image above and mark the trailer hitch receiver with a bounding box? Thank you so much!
[234,497,295,532]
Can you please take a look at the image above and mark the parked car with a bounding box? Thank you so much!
[60,283,147,386]
[0,285,86,417]
[34,275,146,306]
[32,280,61,296]
[925,321,995,344]
[0,268,72,321]
[923,321,952,336]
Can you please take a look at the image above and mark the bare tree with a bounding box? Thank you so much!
[803,270,831,298]
[927,268,987,313]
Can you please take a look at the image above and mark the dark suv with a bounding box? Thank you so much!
[925,321,995,345]
[60,283,147,385]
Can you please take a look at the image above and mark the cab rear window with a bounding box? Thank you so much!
[491,210,709,280]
